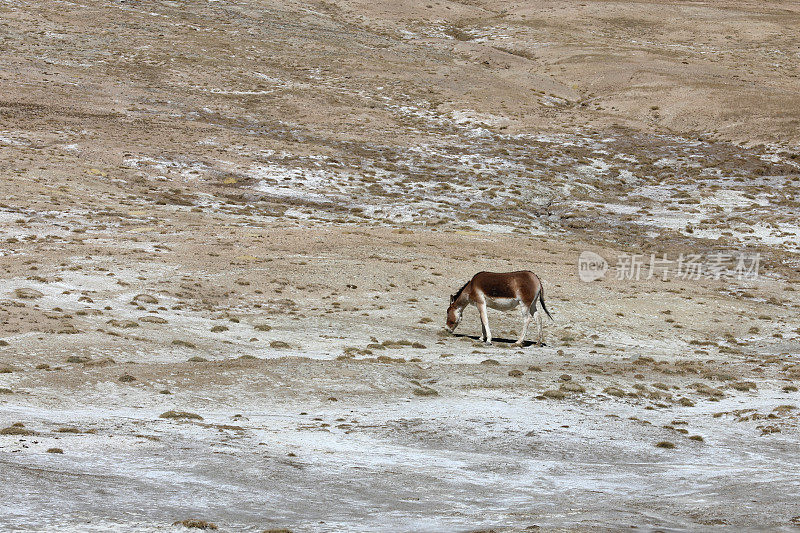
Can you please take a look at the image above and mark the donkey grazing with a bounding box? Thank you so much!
[445,271,552,346]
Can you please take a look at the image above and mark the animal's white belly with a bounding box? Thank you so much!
[484,297,520,311]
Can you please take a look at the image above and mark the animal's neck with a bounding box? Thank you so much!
[454,291,470,308]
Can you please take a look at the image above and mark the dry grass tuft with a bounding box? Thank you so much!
[542,389,567,399]
[160,411,203,420]
[270,340,291,349]
[1,423,36,436]
[603,386,625,397]
[173,519,218,530]
[172,340,197,348]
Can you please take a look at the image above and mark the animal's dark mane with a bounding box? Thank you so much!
[452,279,470,301]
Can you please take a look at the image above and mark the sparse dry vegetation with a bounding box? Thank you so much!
[0,0,797,530]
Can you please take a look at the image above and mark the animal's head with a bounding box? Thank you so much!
[445,293,463,333]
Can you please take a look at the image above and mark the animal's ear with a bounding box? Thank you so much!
[450,294,455,303]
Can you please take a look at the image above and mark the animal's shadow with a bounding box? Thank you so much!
[451,333,545,347]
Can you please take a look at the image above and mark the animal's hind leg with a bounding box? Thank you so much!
[512,305,531,347]
[529,300,544,346]
[534,310,543,346]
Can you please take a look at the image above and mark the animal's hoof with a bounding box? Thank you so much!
[484,341,493,346]
[511,342,523,348]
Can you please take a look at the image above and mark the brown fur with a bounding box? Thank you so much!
[446,271,551,346]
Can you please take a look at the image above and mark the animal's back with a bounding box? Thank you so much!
[471,271,538,300]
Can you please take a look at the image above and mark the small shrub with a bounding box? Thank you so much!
[603,387,625,398]
[0,424,35,436]
[173,519,218,530]
[159,411,203,420]
[172,340,197,348]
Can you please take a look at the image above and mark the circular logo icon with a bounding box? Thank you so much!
[578,251,608,282]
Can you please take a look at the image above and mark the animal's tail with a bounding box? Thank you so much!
[538,281,553,321]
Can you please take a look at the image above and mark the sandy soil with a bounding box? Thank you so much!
[1,0,799,531]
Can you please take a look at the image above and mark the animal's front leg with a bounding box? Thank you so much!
[478,302,492,344]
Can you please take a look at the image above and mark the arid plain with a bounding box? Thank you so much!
[1,0,799,531]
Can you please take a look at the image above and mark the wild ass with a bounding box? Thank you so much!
[445,271,552,346]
